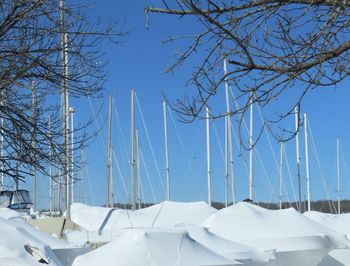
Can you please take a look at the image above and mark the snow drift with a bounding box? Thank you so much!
[202,202,350,266]
[304,211,350,266]
[72,227,247,266]
[70,200,217,232]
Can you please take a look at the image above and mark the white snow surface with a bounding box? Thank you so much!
[72,227,242,266]
[71,200,217,232]
[202,202,350,252]
[175,223,275,263]
[304,211,350,238]
[0,208,64,266]
[304,211,350,265]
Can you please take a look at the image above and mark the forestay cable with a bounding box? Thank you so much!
[134,93,166,198]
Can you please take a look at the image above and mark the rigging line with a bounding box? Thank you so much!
[112,150,130,204]
[231,121,249,177]
[89,96,131,206]
[111,150,134,228]
[87,96,107,154]
[213,120,225,162]
[254,147,280,204]
[229,85,277,202]
[339,145,350,195]
[140,147,158,203]
[140,176,147,208]
[84,161,96,206]
[256,105,281,186]
[307,120,336,213]
[113,103,130,167]
[167,105,202,200]
[282,144,297,207]
[134,93,166,198]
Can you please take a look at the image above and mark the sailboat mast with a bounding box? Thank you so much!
[206,107,212,206]
[223,58,235,204]
[136,129,141,209]
[60,0,70,219]
[131,90,136,210]
[304,113,311,212]
[337,137,341,214]
[107,96,113,207]
[0,107,3,189]
[279,142,284,209]
[163,100,170,200]
[249,94,254,200]
[70,107,75,203]
[31,82,37,212]
[224,116,228,207]
[295,106,302,212]
[48,116,53,213]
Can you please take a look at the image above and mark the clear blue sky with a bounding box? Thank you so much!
[25,1,350,210]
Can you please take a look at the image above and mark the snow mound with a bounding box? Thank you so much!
[72,227,242,266]
[71,200,217,232]
[304,211,350,238]
[202,202,349,250]
[0,216,63,266]
[176,223,275,264]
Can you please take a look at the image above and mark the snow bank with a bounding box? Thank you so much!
[72,227,242,266]
[304,211,350,238]
[203,203,348,250]
[202,202,350,266]
[0,215,63,266]
[71,201,217,232]
[176,223,275,264]
[0,207,89,266]
[304,211,350,265]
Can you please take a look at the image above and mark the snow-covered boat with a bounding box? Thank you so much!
[202,202,350,266]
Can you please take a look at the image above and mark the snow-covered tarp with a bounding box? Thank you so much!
[176,223,275,264]
[202,202,350,266]
[72,227,246,266]
[70,201,217,232]
[304,211,350,238]
[0,208,89,266]
[304,211,350,266]
[0,208,63,266]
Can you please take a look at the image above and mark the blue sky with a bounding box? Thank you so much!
[21,1,350,210]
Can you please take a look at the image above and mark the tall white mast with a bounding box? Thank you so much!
[295,106,302,212]
[69,107,75,203]
[249,94,254,200]
[279,142,284,209]
[48,116,53,213]
[206,107,212,206]
[337,137,341,214]
[131,90,136,210]
[107,96,113,207]
[136,129,141,209]
[304,113,311,212]
[224,115,228,207]
[31,82,37,212]
[163,100,170,200]
[223,58,235,204]
[60,0,70,219]
[0,102,3,189]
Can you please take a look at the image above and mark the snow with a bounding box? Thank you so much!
[175,223,275,264]
[304,211,350,238]
[72,227,242,266]
[202,202,350,266]
[0,208,89,266]
[0,212,63,266]
[71,200,217,232]
[1,202,350,266]
[304,211,350,265]
[202,203,349,250]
